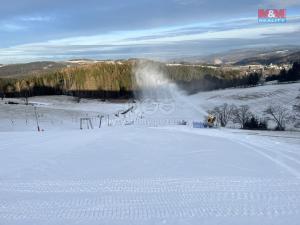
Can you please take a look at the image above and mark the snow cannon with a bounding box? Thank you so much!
[207,114,216,127]
[193,115,216,129]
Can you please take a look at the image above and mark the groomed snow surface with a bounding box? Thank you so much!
[0,83,300,225]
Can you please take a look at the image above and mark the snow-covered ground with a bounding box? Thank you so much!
[0,83,300,225]
[192,82,300,116]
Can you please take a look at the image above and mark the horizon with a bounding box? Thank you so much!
[0,0,300,64]
[1,44,300,65]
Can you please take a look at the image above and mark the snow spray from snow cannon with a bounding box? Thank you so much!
[134,60,175,101]
[133,60,207,120]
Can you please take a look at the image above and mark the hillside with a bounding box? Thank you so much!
[174,46,300,65]
[235,51,300,65]
[1,82,299,131]
[1,79,300,225]
[0,60,250,99]
[0,61,72,78]
[0,57,298,100]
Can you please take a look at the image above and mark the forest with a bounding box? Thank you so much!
[0,60,262,99]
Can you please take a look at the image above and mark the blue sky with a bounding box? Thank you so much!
[0,0,300,63]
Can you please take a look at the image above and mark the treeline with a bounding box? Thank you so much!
[0,61,68,78]
[0,62,134,99]
[266,62,300,82]
[0,60,262,99]
[176,72,261,94]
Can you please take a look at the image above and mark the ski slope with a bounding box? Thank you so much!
[1,128,300,225]
[0,83,300,225]
[192,82,300,116]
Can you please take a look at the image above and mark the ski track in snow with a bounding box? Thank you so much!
[1,178,300,221]
[166,127,300,178]
[1,128,300,224]
[229,137,300,178]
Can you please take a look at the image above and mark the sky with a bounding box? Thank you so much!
[0,0,300,63]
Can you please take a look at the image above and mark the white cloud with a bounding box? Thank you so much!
[0,15,53,32]
[0,17,299,63]
[19,16,53,22]
[0,23,27,31]
[39,22,300,46]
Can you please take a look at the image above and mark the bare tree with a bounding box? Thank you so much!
[209,103,235,127]
[293,93,300,113]
[293,93,300,128]
[233,105,253,129]
[264,105,293,131]
[24,92,29,105]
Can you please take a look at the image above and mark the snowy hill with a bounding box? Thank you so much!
[0,83,300,225]
[194,82,300,126]
[1,82,299,131]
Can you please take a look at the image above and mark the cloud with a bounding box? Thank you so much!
[19,15,53,22]
[0,0,263,45]
[0,0,299,63]
[27,19,299,46]
[0,16,299,63]
[0,23,27,32]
